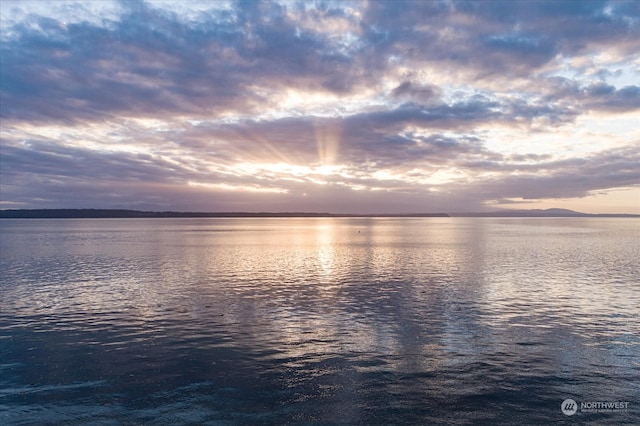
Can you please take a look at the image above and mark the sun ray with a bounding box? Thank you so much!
[314,119,342,167]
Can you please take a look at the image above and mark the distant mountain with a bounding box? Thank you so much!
[450,208,639,217]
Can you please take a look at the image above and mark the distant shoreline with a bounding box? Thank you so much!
[1,209,638,219]
[0,209,449,219]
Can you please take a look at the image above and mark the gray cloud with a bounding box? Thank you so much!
[544,78,640,112]
[1,0,638,212]
[390,81,441,103]
[3,0,638,123]
[461,145,640,200]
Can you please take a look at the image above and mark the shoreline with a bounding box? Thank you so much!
[1,209,638,219]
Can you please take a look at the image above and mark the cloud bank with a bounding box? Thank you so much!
[1,0,639,213]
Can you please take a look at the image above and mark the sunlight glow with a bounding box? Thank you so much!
[235,162,345,179]
[187,181,288,194]
[315,121,342,166]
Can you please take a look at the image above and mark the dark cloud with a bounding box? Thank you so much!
[481,33,558,73]
[544,78,640,112]
[2,0,638,122]
[458,0,639,52]
[0,0,366,123]
[463,145,640,200]
[360,0,640,79]
[390,81,441,103]
[0,140,191,185]
[586,84,640,111]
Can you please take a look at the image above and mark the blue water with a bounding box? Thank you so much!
[1,217,639,424]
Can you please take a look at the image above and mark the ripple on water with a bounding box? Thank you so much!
[1,218,639,424]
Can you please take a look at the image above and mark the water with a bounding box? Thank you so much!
[1,217,639,425]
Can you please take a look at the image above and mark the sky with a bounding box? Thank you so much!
[1,0,639,214]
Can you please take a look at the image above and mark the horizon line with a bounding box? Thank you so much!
[1,208,639,218]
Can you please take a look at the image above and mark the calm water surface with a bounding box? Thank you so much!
[1,218,639,424]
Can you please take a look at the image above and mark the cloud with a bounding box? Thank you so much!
[2,0,638,122]
[1,0,357,122]
[585,84,640,111]
[543,78,640,112]
[461,144,640,201]
[1,0,638,213]
[390,81,441,103]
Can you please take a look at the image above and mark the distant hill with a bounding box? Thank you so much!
[0,209,449,219]
[450,208,639,218]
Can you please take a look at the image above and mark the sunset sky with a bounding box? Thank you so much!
[1,0,639,214]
